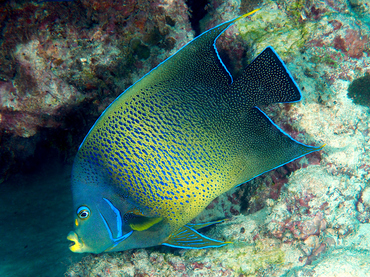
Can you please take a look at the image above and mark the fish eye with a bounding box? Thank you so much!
[77,206,91,219]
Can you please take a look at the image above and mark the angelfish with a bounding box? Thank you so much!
[67,9,322,253]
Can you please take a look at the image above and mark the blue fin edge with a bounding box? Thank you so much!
[235,107,324,188]
[264,46,303,103]
[162,225,229,249]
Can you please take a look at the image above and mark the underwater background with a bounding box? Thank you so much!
[1,0,370,276]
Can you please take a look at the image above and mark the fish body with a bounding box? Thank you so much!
[67,9,322,253]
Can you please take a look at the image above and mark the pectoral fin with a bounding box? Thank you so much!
[125,212,163,231]
[129,217,163,231]
[162,225,230,249]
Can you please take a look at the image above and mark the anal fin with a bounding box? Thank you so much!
[162,224,230,249]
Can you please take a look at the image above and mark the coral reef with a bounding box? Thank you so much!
[66,0,370,275]
[0,0,193,179]
[348,0,370,22]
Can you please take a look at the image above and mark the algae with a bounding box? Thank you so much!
[131,38,151,60]
[286,0,305,24]
[230,240,285,275]
[237,2,317,59]
[309,54,338,68]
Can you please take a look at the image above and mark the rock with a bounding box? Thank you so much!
[0,0,193,179]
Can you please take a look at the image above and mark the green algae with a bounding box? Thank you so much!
[309,54,338,68]
[348,73,370,107]
[286,0,305,24]
[237,1,317,60]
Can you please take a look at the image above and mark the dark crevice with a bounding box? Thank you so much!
[185,0,209,36]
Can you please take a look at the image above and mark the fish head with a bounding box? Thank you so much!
[67,160,137,253]
[67,190,134,253]
[67,189,168,253]
[68,203,133,254]
[67,159,167,253]
[67,202,110,254]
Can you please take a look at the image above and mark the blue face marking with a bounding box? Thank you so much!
[98,198,133,249]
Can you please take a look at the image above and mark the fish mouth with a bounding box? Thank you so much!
[67,231,84,253]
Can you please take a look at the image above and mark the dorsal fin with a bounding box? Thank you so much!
[230,46,303,108]
[76,10,261,148]
[126,9,260,92]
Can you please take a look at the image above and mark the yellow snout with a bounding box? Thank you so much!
[67,231,84,253]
